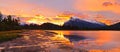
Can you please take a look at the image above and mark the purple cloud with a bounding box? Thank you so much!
[103,2,113,6]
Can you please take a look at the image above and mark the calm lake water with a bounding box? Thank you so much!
[0,30,120,52]
[49,30,120,52]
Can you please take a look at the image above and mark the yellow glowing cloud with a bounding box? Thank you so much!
[26,14,71,25]
[26,15,47,24]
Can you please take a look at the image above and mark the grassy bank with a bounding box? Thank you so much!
[0,30,24,43]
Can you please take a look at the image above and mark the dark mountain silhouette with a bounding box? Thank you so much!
[39,23,62,30]
[21,23,41,29]
[108,22,120,30]
[63,17,107,30]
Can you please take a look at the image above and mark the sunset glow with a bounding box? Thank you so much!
[0,0,120,51]
[0,0,120,25]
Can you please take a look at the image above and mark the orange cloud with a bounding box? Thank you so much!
[94,14,112,25]
[103,2,113,6]
[75,0,120,13]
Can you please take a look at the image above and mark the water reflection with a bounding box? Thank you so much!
[50,32,72,46]
[50,30,120,52]
[0,30,119,52]
[64,35,86,42]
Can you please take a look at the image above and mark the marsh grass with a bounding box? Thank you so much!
[0,30,23,43]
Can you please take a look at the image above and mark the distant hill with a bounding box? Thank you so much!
[39,23,62,30]
[63,17,106,30]
[108,22,120,30]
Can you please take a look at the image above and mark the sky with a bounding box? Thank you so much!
[0,0,120,25]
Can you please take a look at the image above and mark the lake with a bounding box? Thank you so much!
[0,30,120,52]
[49,30,120,52]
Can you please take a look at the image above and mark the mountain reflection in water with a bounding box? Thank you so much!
[50,30,120,52]
[64,35,86,42]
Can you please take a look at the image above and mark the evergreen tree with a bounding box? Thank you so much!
[0,14,21,30]
[0,12,2,22]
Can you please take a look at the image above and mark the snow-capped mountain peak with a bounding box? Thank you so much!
[63,17,107,29]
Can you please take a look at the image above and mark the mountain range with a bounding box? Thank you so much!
[63,17,106,30]
[39,17,120,30]
[103,22,120,30]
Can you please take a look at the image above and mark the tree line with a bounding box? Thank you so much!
[0,12,21,31]
[0,12,42,31]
